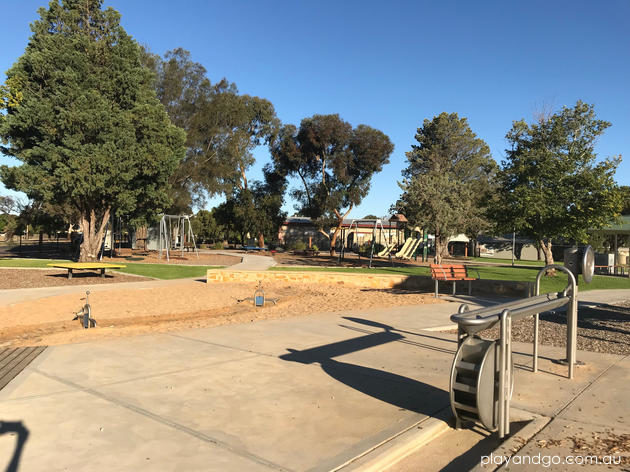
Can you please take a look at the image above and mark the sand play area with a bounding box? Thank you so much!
[0,278,442,348]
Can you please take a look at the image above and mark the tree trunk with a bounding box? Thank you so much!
[79,208,110,262]
[329,206,354,257]
[539,239,554,265]
[539,239,556,276]
[257,232,264,248]
[536,242,542,261]
[329,224,341,257]
[434,234,447,264]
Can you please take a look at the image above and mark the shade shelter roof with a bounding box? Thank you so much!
[593,216,630,235]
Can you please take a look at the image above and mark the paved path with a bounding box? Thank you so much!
[1,292,629,471]
[227,252,276,271]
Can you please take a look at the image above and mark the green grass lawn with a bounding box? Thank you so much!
[269,265,628,293]
[114,263,221,280]
[0,258,221,280]
[467,256,554,266]
[0,258,71,267]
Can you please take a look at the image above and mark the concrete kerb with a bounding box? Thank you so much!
[471,409,552,472]
[335,408,452,472]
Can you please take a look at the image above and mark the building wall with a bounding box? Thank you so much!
[479,243,539,261]
[278,222,401,250]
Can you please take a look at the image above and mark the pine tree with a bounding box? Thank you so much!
[0,0,186,261]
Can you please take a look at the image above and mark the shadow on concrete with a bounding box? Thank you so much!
[338,317,458,357]
[438,420,530,472]
[0,420,29,472]
[280,330,449,415]
[341,317,458,343]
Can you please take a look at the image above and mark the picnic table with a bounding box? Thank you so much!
[47,262,126,279]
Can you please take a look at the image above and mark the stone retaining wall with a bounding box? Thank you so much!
[207,269,534,297]
[206,269,408,289]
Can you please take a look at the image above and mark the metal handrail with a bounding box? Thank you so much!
[449,263,579,439]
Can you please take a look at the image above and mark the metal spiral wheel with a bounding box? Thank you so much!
[449,336,513,431]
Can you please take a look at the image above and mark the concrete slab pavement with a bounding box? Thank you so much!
[1,292,629,471]
[0,302,463,472]
[500,355,630,471]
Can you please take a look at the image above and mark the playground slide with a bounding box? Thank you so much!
[394,237,415,258]
[401,238,422,260]
[376,243,395,258]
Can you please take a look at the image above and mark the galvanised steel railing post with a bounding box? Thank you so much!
[535,264,577,378]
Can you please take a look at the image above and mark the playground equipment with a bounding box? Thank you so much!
[399,237,421,260]
[449,246,594,438]
[99,215,129,260]
[376,243,396,258]
[73,290,96,329]
[158,214,199,261]
[394,237,415,258]
[339,218,390,268]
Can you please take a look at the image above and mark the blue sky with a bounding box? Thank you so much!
[2,0,629,218]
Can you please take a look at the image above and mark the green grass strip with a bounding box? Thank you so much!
[0,258,221,280]
[115,263,222,280]
[0,258,71,268]
[269,265,628,292]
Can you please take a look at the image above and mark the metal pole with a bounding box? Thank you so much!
[567,284,578,379]
[533,276,540,373]
[535,264,577,378]
[614,234,618,276]
[511,230,515,266]
[499,310,509,439]
[505,313,512,436]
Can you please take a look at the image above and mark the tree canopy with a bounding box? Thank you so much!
[396,112,496,263]
[0,0,186,261]
[143,48,279,212]
[495,101,621,265]
[215,164,287,248]
[271,114,393,255]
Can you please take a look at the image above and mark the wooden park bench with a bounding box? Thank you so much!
[430,263,478,298]
[47,262,126,279]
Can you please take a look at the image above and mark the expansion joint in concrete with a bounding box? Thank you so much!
[33,369,292,472]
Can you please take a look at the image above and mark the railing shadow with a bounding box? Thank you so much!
[0,420,29,472]
[280,328,449,415]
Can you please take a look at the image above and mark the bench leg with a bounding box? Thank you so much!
[468,280,472,296]
[68,268,72,280]
[101,268,106,278]
[435,279,439,298]
[452,281,456,296]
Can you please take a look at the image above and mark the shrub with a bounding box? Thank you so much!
[212,242,224,250]
[311,244,319,252]
[292,240,307,251]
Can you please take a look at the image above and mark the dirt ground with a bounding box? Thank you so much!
[271,250,428,268]
[0,279,442,348]
[0,268,148,289]
[100,248,244,266]
[471,301,630,355]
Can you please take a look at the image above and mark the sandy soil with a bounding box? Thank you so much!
[0,279,442,348]
[0,268,148,289]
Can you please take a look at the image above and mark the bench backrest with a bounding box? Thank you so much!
[430,264,469,280]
